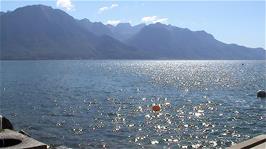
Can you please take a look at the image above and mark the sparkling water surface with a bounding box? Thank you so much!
[1,60,266,148]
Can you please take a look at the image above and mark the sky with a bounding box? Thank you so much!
[0,0,265,49]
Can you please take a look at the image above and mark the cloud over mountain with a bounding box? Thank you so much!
[56,0,74,11]
[141,16,168,24]
[98,4,119,14]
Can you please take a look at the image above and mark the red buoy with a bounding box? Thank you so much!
[152,105,161,112]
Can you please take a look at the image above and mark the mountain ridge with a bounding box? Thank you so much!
[0,5,142,60]
[0,5,265,60]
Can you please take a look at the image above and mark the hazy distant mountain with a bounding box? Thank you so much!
[77,19,113,37]
[0,5,265,60]
[108,23,145,41]
[78,20,145,41]
[0,5,141,59]
[127,23,265,59]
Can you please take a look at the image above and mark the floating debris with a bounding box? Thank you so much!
[257,90,266,98]
[152,105,161,112]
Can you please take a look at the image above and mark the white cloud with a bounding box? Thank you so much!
[110,4,119,8]
[99,6,109,12]
[98,4,119,14]
[56,0,74,11]
[155,18,168,23]
[106,20,121,26]
[142,16,157,22]
[141,16,168,24]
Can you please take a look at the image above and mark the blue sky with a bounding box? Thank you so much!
[1,0,265,48]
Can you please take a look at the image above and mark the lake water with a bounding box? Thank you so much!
[1,60,266,148]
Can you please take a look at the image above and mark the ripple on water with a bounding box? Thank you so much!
[1,60,266,148]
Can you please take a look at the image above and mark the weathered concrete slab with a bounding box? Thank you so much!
[228,135,266,149]
[0,129,48,149]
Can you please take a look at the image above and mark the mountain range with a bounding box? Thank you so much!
[0,5,265,60]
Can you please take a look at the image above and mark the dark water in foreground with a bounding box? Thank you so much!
[1,60,266,148]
